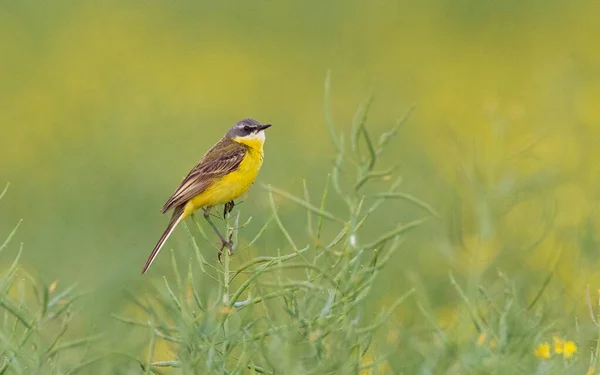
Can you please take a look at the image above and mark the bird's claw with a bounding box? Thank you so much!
[223,201,235,218]
[217,238,234,264]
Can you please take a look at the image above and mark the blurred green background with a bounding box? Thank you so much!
[2,0,600,369]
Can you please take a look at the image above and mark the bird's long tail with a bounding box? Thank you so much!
[142,205,185,274]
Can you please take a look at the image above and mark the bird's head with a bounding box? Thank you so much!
[228,118,271,146]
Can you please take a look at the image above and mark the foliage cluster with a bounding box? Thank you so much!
[1,77,599,374]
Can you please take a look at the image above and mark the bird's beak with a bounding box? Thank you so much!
[258,124,272,131]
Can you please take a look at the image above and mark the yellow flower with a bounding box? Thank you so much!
[534,343,551,360]
[48,280,58,294]
[552,336,577,359]
[476,332,487,346]
[475,332,497,350]
[553,336,564,354]
[360,352,392,374]
[563,341,577,359]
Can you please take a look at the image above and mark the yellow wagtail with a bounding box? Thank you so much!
[142,118,271,274]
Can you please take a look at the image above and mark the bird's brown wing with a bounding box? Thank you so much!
[161,138,247,213]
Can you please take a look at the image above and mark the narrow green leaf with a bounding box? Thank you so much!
[230,246,310,281]
[145,326,156,375]
[0,220,22,254]
[371,193,441,219]
[357,95,376,172]
[355,288,415,334]
[0,182,9,201]
[303,179,314,237]
[363,218,428,250]
[268,189,299,252]
[317,174,331,241]
[243,215,273,251]
[448,272,484,331]
[45,334,103,359]
[162,277,182,312]
[264,185,344,223]
[376,106,415,154]
[0,298,31,329]
[152,360,180,368]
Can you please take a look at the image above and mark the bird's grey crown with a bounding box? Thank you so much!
[236,118,261,128]
[228,118,265,137]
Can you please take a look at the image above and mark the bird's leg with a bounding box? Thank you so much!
[203,207,233,262]
[223,200,235,218]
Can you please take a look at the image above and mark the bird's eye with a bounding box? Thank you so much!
[243,125,251,132]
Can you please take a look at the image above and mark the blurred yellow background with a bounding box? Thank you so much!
[1,1,600,319]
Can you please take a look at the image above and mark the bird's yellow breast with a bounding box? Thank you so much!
[186,137,264,212]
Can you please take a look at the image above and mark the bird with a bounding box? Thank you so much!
[141,118,271,274]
